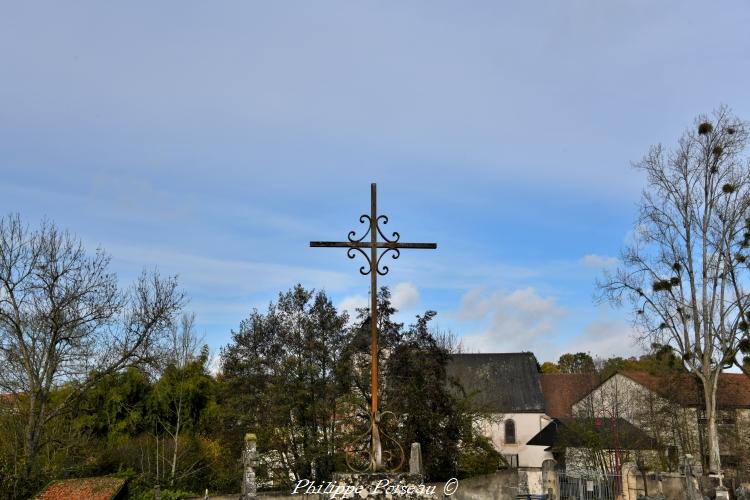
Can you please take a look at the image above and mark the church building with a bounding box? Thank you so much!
[446,352,554,490]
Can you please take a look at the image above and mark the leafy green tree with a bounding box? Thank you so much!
[597,345,685,379]
[220,285,349,485]
[335,287,402,422]
[339,287,499,480]
[149,345,216,488]
[74,367,152,443]
[386,311,499,480]
[557,352,596,373]
[539,361,560,373]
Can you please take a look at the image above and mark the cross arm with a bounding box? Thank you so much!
[310,241,437,249]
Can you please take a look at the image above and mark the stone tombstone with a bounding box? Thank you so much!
[715,486,729,500]
[517,469,529,495]
[409,442,423,476]
[241,433,258,500]
[541,459,558,500]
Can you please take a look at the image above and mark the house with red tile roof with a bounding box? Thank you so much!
[450,356,750,480]
[562,371,750,478]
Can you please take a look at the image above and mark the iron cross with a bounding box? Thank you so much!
[310,183,436,471]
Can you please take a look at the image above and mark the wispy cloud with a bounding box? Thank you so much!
[391,282,420,311]
[457,287,568,357]
[580,254,619,269]
[338,294,368,324]
[570,318,641,360]
[103,242,354,294]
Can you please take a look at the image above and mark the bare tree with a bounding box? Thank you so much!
[599,106,750,474]
[430,326,464,354]
[164,312,205,371]
[156,312,207,486]
[0,214,184,484]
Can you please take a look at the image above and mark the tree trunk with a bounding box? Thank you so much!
[170,396,182,487]
[703,375,721,474]
[23,391,46,482]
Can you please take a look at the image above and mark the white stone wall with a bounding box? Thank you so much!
[572,374,656,423]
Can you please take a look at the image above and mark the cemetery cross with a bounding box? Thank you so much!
[310,183,436,472]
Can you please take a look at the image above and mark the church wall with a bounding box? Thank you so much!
[478,413,554,470]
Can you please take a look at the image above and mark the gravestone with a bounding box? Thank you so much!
[541,458,558,499]
[409,443,423,476]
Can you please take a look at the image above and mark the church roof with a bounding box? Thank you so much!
[446,352,545,413]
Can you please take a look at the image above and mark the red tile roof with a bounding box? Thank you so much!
[540,373,600,418]
[0,393,18,405]
[619,371,750,408]
[36,476,126,500]
[540,371,750,414]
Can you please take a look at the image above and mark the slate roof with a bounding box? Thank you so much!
[527,417,657,450]
[36,476,126,500]
[446,352,545,413]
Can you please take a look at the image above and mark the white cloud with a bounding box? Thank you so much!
[455,290,642,362]
[580,254,619,269]
[570,318,641,360]
[391,282,420,311]
[458,287,567,355]
[338,294,368,323]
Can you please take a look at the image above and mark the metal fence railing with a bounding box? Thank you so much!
[556,472,622,500]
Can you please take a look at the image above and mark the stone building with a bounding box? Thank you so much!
[556,371,750,480]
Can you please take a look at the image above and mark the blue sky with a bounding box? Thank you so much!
[2,1,749,364]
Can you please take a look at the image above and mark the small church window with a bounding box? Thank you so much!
[504,419,516,444]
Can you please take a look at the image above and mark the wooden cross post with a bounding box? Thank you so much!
[310,183,436,471]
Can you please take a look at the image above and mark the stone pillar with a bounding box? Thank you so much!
[621,462,639,500]
[682,454,702,500]
[241,433,258,500]
[154,484,161,500]
[541,459,558,500]
[409,443,423,476]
